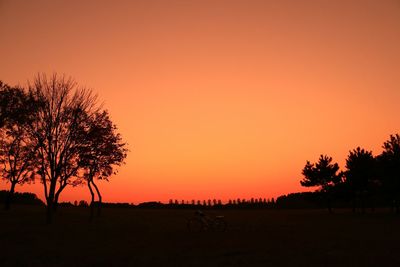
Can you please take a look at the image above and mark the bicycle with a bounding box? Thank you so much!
[187,210,227,232]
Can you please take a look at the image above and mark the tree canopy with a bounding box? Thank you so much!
[0,74,127,220]
[299,135,400,213]
[300,155,342,192]
[0,82,37,209]
[79,110,127,219]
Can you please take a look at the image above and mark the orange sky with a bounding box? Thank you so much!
[0,0,399,204]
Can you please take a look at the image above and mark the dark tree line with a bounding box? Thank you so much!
[300,134,400,213]
[165,198,275,209]
[0,74,127,222]
[0,190,44,206]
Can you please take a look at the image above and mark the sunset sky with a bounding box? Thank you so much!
[0,0,399,204]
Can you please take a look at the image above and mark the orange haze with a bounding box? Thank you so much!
[0,0,399,204]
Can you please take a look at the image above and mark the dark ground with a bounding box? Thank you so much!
[1,206,400,266]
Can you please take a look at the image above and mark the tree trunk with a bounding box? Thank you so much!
[53,182,67,212]
[53,193,59,212]
[88,181,95,221]
[46,183,57,224]
[92,181,102,217]
[5,182,16,210]
[46,198,54,224]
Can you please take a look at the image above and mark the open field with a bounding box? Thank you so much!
[1,206,400,267]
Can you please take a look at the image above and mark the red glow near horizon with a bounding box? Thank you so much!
[0,0,399,204]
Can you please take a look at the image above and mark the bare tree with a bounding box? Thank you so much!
[0,82,36,209]
[79,110,127,220]
[27,74,98,223]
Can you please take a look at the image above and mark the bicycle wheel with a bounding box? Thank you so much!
[213,218,227,232]
[187,218,203,232]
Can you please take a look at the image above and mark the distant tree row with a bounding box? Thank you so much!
[300,134,400,213]
[0,74,127,222]
[133,199,277,209]
[45,199,278,209]
[168,198,275,207]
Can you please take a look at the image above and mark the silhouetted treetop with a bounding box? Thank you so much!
[345,147,375,190]
[376,134,400,212]
[300,155,342,192]
[381,134,400,158]
[0,81,33,127]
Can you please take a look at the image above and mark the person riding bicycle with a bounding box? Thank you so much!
[195,210,205,217]
[188,209,227,232]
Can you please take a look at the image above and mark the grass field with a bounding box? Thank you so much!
[1,206,400,266]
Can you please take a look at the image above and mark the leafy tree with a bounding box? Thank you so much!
[0,81,34,127]
[27,74,98,223]
[301,155,342,190]
[79,110,127,219]
[0,82,37,210]
[344,147,376,212]
[377,134,400,212]
[300,154,342,212]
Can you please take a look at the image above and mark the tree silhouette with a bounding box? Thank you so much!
[300,154,342,212]
[344,147,376,212]
[26,74,99,223]
[79,110,127,219]
[0,81,35,127]
[377,134,400,213]
[0,82,36,210]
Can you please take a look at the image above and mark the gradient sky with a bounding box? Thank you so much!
[1,0,399,204]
